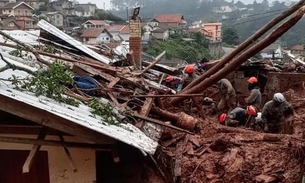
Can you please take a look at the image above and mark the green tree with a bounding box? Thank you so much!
[222,27,239,46]
[94,9,123,22]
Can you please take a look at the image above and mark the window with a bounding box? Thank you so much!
[57,20,60,25]
[85,38,89,41]
[8,10,11,13]
[56,15,59,19]
[25,21,30,25]
[8,22,14,27]
[106,37,109,40]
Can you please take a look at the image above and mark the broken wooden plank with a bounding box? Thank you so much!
[135,91,156,128]
[73,63,116,82]
[174,136,188,181]
[59,135,78,172]
[139,51,166,75]
[22,129,47,173]
[132,93,204,98]
[108,77,120,88]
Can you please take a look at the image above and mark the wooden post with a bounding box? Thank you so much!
[22,129,47,173]
[59,135,78,173]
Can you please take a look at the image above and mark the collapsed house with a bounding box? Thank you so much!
[1,4,305,183]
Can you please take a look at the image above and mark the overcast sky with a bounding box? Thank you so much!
[77,0,286,10]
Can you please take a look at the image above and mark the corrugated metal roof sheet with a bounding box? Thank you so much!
[0,54,158,154]
[37,20,112,64]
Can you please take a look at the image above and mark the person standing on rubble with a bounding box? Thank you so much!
[262,93,298,133]
[245,77,262,111]
[217,78,237,113]
[219,105,257,127]
[181,65,205,118]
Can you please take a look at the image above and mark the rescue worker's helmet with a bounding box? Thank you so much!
[273,93,285,103]
[185,65,195,74]
[246,105,257,116]
[247,77,258,84]
[166,76,174,82]
[219,113,227,124]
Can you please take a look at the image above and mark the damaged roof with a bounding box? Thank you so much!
[0,55,158,154]
[37,20,112,64]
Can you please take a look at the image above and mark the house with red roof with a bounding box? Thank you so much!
[148,14,187,30]
[291,45,305,56]
[82,20,109,29]
[0,2,34,17]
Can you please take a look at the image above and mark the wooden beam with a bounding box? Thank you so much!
[0,136,114,150]
[130,112,195,135]
[73,63,116,82]
[107,77,120,88]
[139,51,166,76]
[22,129,47,173]
[0,125,70,135]
[135,91,156,128]
[59,135,78,173]
[0,94,116,144]
[131,93,204,98]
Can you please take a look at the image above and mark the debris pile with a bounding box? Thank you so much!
[0,4,305,183]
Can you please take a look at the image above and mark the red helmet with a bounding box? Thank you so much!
[166,76,174,82]
[219,113,227,124]
[247,77,258,84]
[246,105,257,116]
[185,65,195,74]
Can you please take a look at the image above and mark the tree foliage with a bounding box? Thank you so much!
[222,27,239,46]
[11,62,79,107]
[143,32,211,63]
[94,9,123,22]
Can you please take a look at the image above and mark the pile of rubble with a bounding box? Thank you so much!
[0,4,305,183]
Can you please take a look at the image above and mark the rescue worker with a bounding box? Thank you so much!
[219,105,257,127]
[217,78,237,113]
[262,93,298,133]
[165,76,182,91]
[245,76,262,111]
[181,65,205,118]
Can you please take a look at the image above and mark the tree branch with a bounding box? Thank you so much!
[0,30,51,67]
[0,53,36,75]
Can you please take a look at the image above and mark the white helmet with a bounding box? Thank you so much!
[273,93,285,103]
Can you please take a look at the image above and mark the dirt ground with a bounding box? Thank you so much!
[160,89,305,183]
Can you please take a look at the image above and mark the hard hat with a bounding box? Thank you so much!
[273,93,285,103]
[185,65,195,74]
[247,77,258,84]
[246,105,257,116]
[166,76,174,82]
[219,113,227,124]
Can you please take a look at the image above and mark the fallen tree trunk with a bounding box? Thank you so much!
[170,6,305,105]
[169,0,305,105]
